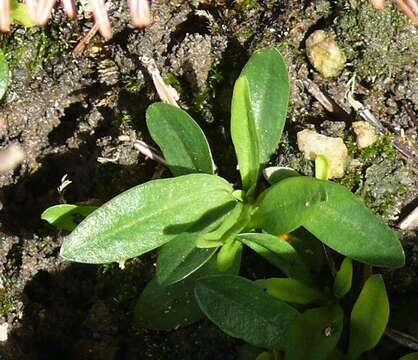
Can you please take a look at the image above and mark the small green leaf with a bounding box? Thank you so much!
[41,204,97,231]
[256,352,274,360]
[301,179,405,268]
[263,166,299,185]
[240,48,290,167]
[136,252,241,331]
[237,233,313,284]
[136,258,214,330]
[156,235,217,286]
[264,278,326,304]
[253,177,327,235]
[333,257,353,298]
[231,75,260,192]
[347,275,389,360]
[315,155,330,180]
[146,102,214,176]
[254,176,404,268]
[285,304,344,360]
[61,174,235,263]
[400,353,418,360]
[195,274,299,350]
[0,50,9,100]
[10,0,35,27]
[197,202,244,248]
[217,237,243,272]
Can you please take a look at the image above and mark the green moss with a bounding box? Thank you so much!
[345,130,396,165]
[0,288,15,316]
[336,1,418,80]
[337,168,362,191]
[121,74,144,95]
[359,133,396,164]
[1,25,70,74]
[164,73,183,94]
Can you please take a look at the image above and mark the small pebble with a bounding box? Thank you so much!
[0,322,8,342]
[353,121,379,149]
[297,129,348,178]
[306,30,346,78]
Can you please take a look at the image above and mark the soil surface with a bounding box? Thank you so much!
[0,0,417,359]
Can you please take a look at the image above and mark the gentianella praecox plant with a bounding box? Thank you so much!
[43,48,404,359]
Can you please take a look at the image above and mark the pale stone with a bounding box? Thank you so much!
[0,322,8,342]
[353,121,379,149]
[306,30,346,78]
[297,129,348,178]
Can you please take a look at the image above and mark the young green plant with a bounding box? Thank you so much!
[44,48,404,359]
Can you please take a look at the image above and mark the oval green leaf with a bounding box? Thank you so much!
[264,278,327,305]
[240,48,290,167]
[263,166,299,185]
[156,235,217,286]
[41,204,97,231]
[333,257,353,298]
[135,258,216,330]
[136,252,242,331]
[146,102,214,176]
[237,233,314,284]
[253,176,327,235]
[231,75,260,192]
[254,176,404,268]
[301,179,405,268]
[347,275,389,360]
[285,304,344,360]
[0,50,9,100]
[195,274,299,350]
[61,174,235,263]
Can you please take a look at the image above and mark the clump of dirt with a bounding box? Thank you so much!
[0,0,417,358]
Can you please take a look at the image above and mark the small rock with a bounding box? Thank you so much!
[297,129,348,178]
[0,322,8,342]
[353,121,379,149]
[306,30,346,78]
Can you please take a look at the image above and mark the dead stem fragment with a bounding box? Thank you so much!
[394,0,418,26]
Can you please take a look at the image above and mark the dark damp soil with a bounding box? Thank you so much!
[0,0,417,359]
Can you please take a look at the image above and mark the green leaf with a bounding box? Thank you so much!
[156,235,217,286]
[10,0,35,27]
[300,179,405,268]
[347,275,389,360]
[136,251,242,331]
[60,174,236,263]
[400,354,418,360]
[333,257,353,298]
[237,233,314,284]
[0,50,9,100]
[252,176,327,235]
[315,155,331,180]
[285,304,344,360]
[217,237,243,272]
[195,274,299,350]
[263,166,299,185]
[197,202,244,248]
[240,48,290,167]
[146,102,214,176]
[231,75,260,192]
[264,278,327,304]
[136,258,214,330]
[41,204,97,231]
[254,176,404,268]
